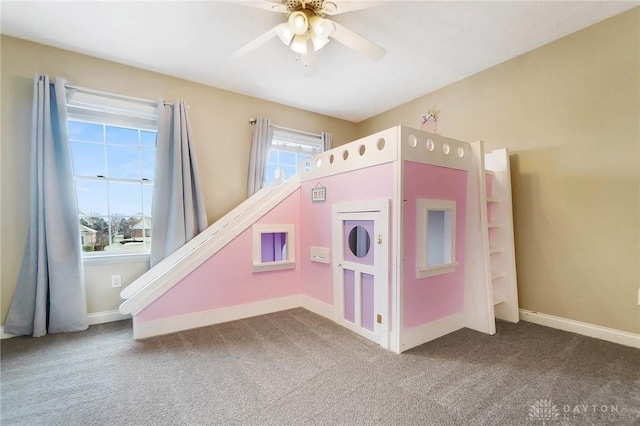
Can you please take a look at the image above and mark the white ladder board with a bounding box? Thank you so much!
[484,148,519,323]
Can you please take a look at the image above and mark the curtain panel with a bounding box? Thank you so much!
[5,74,88,337]
[322,132,333,151]
[246,117,273,197]
[150,100,208,267]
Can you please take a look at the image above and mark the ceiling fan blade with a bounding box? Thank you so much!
[328,20,386,61]
[233,1,287,13]
[322,1,385,15]
[230,26,279,58]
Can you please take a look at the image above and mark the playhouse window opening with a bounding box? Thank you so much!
[252,224,295,272]
[417,199,457,278]
[426,210,453,267]
[348,226,371,258]
[261,232,287,262]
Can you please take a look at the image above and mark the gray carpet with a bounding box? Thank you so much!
[1,308,639,425]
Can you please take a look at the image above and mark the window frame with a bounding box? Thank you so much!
[67,91,158,257]
[263,127,323,186]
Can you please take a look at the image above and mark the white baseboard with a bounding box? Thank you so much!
[400,313,465,352]
[519,309,640,349]
[300,295,334,321]
[133,295,304,339]
[1,310,131,339]
[88,310,131,326]
[1,327,15,339]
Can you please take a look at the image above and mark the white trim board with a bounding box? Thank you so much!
[88,310,131,326]
[132,295,304,339]
[400,313,465,353]
[0,310,132,339]
[1,327,15,339]
[300,295,333,321]
[519,309,640,349]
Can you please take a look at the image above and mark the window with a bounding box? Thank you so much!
[263,127,323,185]
[67,91,158,254]
[417,199,457,278]
[252,224,295,272]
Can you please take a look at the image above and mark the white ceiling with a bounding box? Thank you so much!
[1,1,637,122]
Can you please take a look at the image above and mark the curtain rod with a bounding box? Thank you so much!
[248,118,321,138]
[51,81,174,107]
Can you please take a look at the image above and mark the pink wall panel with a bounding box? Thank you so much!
[402,161,468,329]
[137,190,302,322]
[299,162,395,305]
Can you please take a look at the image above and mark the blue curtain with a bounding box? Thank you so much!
[246,117,273,197]
[150,100,208,267]
[5,75,88,337]
[322,132,333,151]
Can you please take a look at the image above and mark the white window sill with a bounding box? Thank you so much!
[83,252,150,266]
[252,261,296,273]
[417,262,457,278]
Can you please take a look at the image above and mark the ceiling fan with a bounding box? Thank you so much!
[231,0,386,73]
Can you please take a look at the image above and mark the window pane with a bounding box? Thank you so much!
[70,141,105,177]
[296,153,311,162]
[268,150,277,163]
[129,216,151,240]
[264,164,278,185]
[111,215,132,241]
[281,165,296,180]
[278,151,296,166]
[140,130,156,148]
[141,149,155,181]
[75,179,108,216]
[143,183,153,217]
[108,182,142,216]
[69,121,103,142]
[79,215,109,251]
[107,145,140,179]
[106,126,138,147]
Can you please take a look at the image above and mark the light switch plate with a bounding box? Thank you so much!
[310,247,330,264]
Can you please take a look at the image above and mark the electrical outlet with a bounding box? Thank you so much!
[637,289,640,306]
[111,275,122,288]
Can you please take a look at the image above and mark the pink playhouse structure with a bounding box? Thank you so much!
[119,125,518,353]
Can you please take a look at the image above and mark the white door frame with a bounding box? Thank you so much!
[332,199,390,350]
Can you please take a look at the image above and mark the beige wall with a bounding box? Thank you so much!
[0,36,357,324]
[357,9,640,333]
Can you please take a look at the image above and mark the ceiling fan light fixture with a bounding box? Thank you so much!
[288,11,308,35]
[310,32,330,51]
[309,15,334,38]
[276,22,294,45]
[290,34,308,54]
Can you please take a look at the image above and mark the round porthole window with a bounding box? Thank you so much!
[348,226,371,258]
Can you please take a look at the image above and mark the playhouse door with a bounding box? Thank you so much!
[332,200,389,349]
